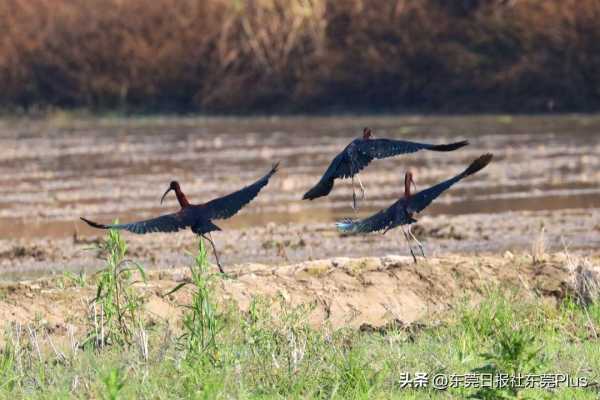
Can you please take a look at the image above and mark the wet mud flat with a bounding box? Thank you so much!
[0,114,599,279]
[0,208,599,280]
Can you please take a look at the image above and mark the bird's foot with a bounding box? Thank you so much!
[214,263,237,279]
[218,271,235,280]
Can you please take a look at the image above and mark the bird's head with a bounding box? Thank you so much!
[404,171,416,198]
[362,127,372,140]
[161,181,181,204]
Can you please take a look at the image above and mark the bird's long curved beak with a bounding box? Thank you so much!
[160,187,173,204]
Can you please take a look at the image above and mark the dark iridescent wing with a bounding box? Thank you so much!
[202,163,279,220]
[357,138,468,160]
[302,175,335,200]
[303,144,372,200]
[80,211,193,235]
[336,201,402,234]
[404,178,458,216]
[406,153,492,214]
[343,142,374,177]
[303,152,345,200]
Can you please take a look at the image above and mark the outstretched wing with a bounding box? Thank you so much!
[303,152,345,200]
[406,153,493,214]
[357,138,469,160]
[202,163,279,220]
[81,211,193,235]
[302,174,335,200]
[303,144,372,200]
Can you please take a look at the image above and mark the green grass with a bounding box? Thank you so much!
[83,227,147,348]
[0,235,598,399]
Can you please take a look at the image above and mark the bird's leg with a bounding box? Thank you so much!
[408,225,426,259]
[351,175,366,211]
[400,225,417,264]
[356,174,366,202]
[202,233,225,274]
[351,175,358,211]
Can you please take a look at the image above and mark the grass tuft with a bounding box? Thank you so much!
[83,227,147,348]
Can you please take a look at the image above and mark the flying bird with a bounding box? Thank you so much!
[336,154,493,263]
[303,127,469,210]
[81,163,280,273]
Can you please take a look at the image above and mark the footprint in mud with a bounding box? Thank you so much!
[413,224,466,240]
[0,245,47,261]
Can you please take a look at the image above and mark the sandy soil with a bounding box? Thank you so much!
[1,253,598,338]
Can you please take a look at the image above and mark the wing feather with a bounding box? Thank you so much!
[202,163,279,220]
[357,138,468,160]
[303,144,372,200]
[303,152,345,200]
[407,153,493,214]
[81,212,192,235]
[336,202,401,234]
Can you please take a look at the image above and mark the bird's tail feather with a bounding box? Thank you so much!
[80,217,109,230]
[461,153,493,178]
[428,140,469,152]
[336,218,357,233]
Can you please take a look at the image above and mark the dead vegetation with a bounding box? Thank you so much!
[1,0,600,112]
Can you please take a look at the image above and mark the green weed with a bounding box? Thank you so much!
[471,328,545,399]
[165,238,221,363]
[62,270,88,288]
[84,227,147,348]
[101,367,126,400]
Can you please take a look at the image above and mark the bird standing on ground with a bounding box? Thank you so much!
[81,163,280,273]
[303,127,469,210]
[336,154,493,263]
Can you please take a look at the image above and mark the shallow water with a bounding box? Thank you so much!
[0,114,599,238]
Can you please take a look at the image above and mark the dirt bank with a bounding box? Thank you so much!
[1,253,597,337]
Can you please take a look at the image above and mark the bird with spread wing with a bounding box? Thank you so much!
[81,163,279,273]
[303,127,469,210]
[336,154,493,263]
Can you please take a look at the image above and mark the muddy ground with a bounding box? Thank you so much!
[0,115,599,280]
[0,208,599,281]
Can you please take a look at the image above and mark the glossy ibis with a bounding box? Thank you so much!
[81,163,279,273]
[336,154,492,263]
[303,127,469,210]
